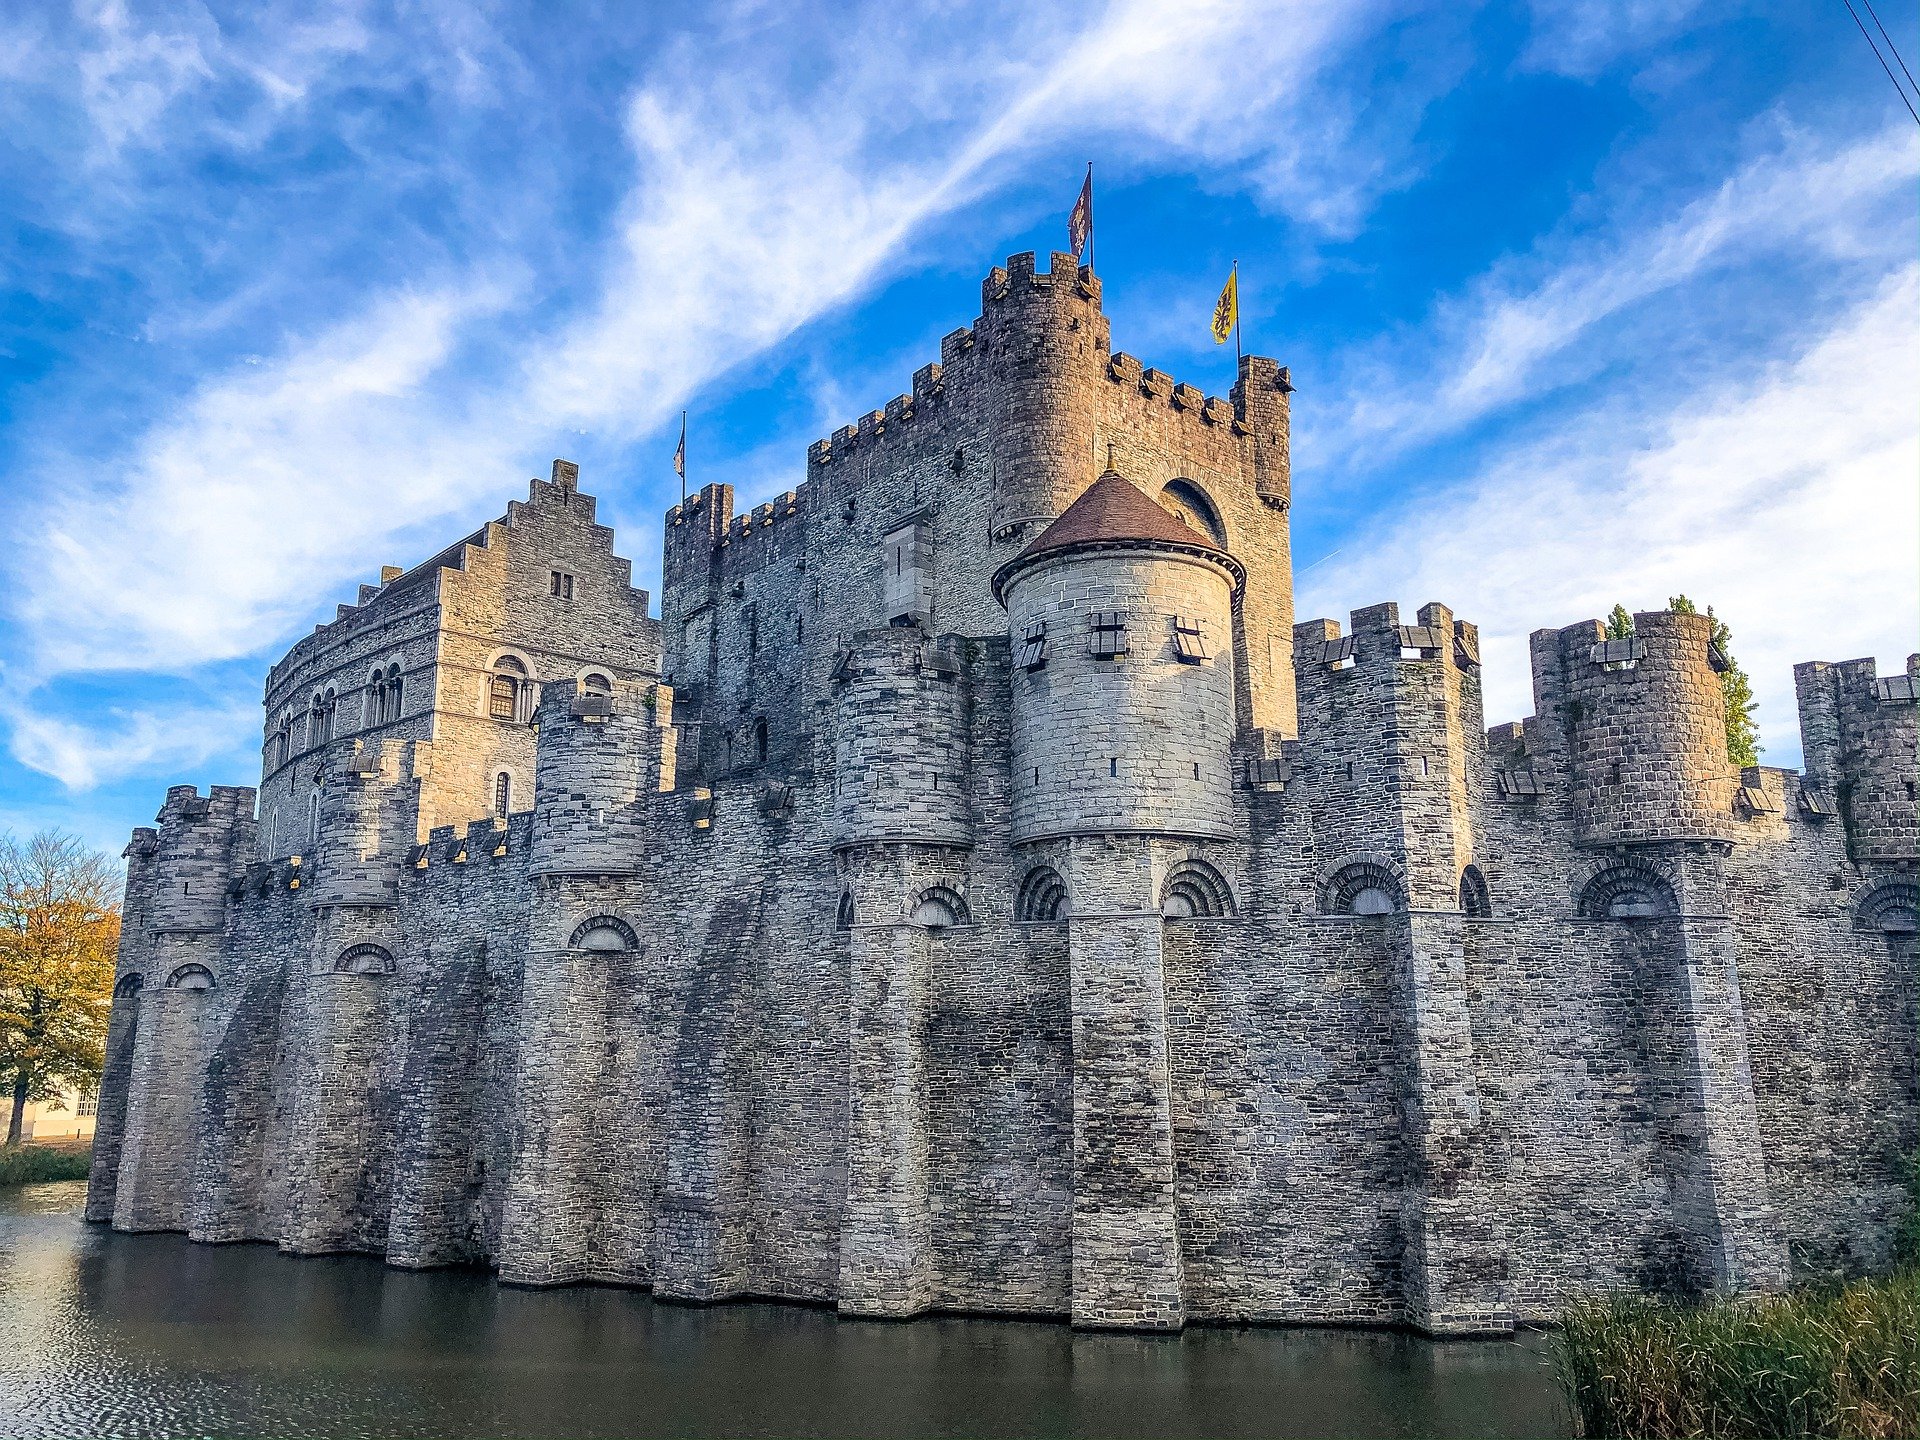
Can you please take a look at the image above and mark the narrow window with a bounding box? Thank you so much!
[1109,757,1119,778]
[1089,611,1129,658]
[494,772,511,817]
[1193,762,1200,780]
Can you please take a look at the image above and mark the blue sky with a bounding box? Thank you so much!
[1,0,1915,856]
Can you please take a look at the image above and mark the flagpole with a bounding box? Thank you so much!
[1087,162,1094,275]
[679,410,687,504]
[1234,260,1242,365]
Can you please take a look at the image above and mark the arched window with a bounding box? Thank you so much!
[334,943,395,975]
[387,665,404,721]
[166,964,216,991]
[1157,479,1228,547]
[1324,861,1403,916]
[581,671,612,697]
[1162,859,1235,918]
[113,973,144,999]
[1460,865,1492,920]
[837,890,856,930]
[308,790,321,847]
[363,670,384,728]
[493,772,512,818]
[1855,882,1919,935]
[308,693,326,747]
[569,915,638,952]
[1579,863,1677,920]
[1016,866,1070,922]
[908,885,970,930]
[489,661,522,720]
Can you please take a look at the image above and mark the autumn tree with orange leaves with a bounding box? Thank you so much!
[1,831,120,1146]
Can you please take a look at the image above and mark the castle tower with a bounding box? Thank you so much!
[1530,610,1738,848]
[993,469,1243,1329]
[1291,600,1509,1334]
[497,677,678,1288]
[829,628,974,1317]
[1795,654,1920,864]
[980,252,1109,559]
[1528,610,1788,1295]
[85,826,161,1224]
[105,785,254,1234]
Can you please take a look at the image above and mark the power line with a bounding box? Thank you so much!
[1842,0,1920,127]
[1860,0,1919,102]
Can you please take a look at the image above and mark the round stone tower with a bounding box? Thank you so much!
[993,467,1243,845]
[529,678,665,879]
[831,629,972,851]
[1536,608,1738,847]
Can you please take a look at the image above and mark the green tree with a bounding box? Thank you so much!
[1669,594,1761,768]
[0,831,120,1146]
[1605,604,1635,642]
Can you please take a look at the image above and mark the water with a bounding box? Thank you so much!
[0,1182,1572,1439]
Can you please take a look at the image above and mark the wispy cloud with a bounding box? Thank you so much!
[1302,263,1920,766]
[1315,122,1919,472]
[5,691,258,791]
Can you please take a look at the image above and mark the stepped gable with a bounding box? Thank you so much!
[992,468,1241,601]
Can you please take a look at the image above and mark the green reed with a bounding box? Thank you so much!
[1557,1270,1919,1439]
[0,1143,93,1186]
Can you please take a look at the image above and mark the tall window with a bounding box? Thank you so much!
[490,657,528,721]
[494,772,511,818]
[308,790,321,846]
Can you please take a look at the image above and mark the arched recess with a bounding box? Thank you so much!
[485,650,537,724]
[1157,478,1228,548]
[166,963,216,991]
[1323,860,1403,916]
[1578,861,1678,920]
[908,885,971,930]
[334,942,395,975]
[569,915,639,952]
[836,890,856,931]
[113,973,145,999]
[1854,881,1920,935]
[1459,865,1493,919]
[1163,858,1235,918]
[1016,865,1070,922]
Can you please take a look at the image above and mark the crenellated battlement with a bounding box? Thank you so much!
[1796,651,1919,862]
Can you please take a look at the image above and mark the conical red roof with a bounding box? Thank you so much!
[992,469,1238,603]
[1022,470,1220,557]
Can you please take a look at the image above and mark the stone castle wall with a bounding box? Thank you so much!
[86,252,1918,1335]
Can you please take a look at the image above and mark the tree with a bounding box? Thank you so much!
[0,831,120,1146]
[1605,604,1635,642]
[1669,594,1761,768]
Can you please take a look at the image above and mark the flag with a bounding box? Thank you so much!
[1210,265,1238,345]
[1068,166,1093,260]
[673,412,686,481]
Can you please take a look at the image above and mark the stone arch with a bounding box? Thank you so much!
[907,884,970,930]
[577,668,613,697]
[1460,864,1492,919]
[113,972,145,999]
[1162,858,1235,918]
[166,963,216,991]
[1322,859,1403,916]
[1016,865,1070,922]
[334,942,395,975]
[1158,478,1228,548]
[569,915,639,952]
[836,890,855,931]
[1854,880,1919,935]
[484,649,537,723]
[1578,860,1678,920]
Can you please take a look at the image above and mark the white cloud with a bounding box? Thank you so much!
[5,692,258,791]
[1318,123,1920,470]
[1301,264,1920,768]
[23,282,516,674]
[1519,0,1716,77]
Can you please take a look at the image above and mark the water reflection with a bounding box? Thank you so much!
[1,1183,1570,1439]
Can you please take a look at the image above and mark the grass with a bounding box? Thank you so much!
[0,1142,94,1187]
[1557,1271,1920,1439]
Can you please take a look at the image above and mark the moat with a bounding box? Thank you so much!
[0,1183,1570,1439]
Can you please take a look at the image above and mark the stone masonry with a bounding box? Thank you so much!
[88,252,1919,1334]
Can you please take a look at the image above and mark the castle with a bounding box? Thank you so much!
[86,251,1918,1334]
